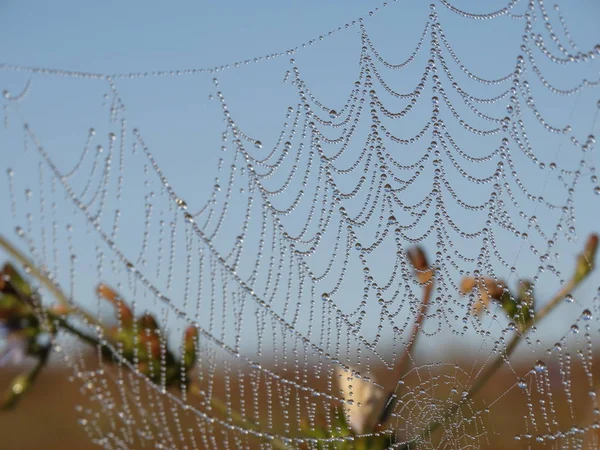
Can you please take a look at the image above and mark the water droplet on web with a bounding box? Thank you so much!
[329,109,337,119]
[565,294,574,303]
[534,360,546,372]
[582,309,593,320]
[254,140,262,149]
[517,378,527,389]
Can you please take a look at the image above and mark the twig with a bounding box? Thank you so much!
[378,248,435,427]
[405,268,586,447]
[1,344,51,410]
[53,315,292,447]
[49,312,107,348]
[0,234,98,326]
[392,280,434,385]
[0,238,288,445]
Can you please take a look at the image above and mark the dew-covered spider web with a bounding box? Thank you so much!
[2,0,600,448]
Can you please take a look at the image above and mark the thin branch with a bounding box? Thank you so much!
[405,258,589,447]
[50,312,107,348]
[0,234,98,326]
[379,248,435,427]
[392,281,434,384]
[1,344,51,410]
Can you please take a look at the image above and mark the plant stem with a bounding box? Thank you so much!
[0,234,98,326]
[49,312,106,348]
[392,280,435,385]
[405,276,581,447]
[379,256,435,427]
[47,312,294,448]
[0,235,69,310]
[0,238,285,445]
[1,344,51,410]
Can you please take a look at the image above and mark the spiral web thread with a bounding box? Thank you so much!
[2,0,600,448]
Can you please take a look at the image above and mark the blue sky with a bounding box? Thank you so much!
[1,1,600,361]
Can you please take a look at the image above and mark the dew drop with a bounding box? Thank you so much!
[534,360,546,372]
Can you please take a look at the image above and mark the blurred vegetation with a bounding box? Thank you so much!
[0,234,599,449]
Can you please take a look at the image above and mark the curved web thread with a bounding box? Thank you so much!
[1,0,600,449]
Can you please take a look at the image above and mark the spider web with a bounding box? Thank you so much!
[2,0,600,448]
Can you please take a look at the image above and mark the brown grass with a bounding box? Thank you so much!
[2,352,600,449]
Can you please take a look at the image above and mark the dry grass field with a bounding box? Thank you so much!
[3,350,600,450]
